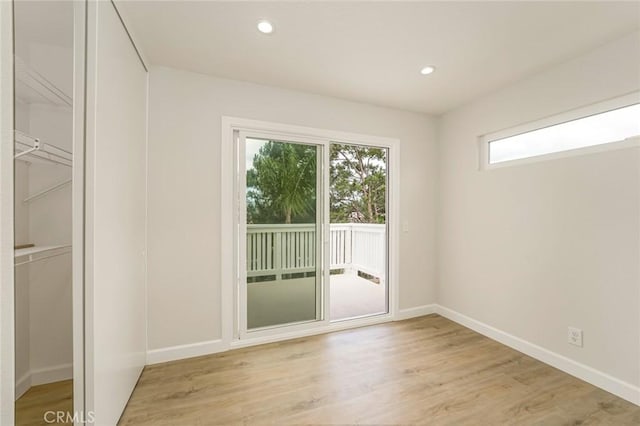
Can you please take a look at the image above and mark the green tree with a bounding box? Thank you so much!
[247,141,386,224]
[247,141,317,224]
[330,144,386,224]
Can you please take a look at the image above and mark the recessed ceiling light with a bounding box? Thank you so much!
[420,66,435,75]
[257,20,274,34]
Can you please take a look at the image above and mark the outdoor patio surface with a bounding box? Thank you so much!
[330,273,386,321]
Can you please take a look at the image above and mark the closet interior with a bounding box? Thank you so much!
[13,1,75,423]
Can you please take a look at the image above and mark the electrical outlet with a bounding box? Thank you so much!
[568,327,583,347]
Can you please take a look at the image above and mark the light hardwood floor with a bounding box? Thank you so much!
[119,315,639,425]
[15,380,73,426]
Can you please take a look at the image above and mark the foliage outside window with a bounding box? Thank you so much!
[246,139,386,224]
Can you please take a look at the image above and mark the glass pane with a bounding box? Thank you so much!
[489,103,640,164]
[245,138,320,330]
[329,143,388,321]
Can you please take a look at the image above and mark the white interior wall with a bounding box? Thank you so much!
[146,67,437,352]
[437,31,640,396]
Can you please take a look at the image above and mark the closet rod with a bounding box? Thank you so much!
[23,179,72,203]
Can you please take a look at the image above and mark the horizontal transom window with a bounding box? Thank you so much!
[487,102,640,165]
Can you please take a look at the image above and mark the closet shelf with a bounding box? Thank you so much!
[15,56,72,108]
[14,130,72,167]
[14,245,71,267]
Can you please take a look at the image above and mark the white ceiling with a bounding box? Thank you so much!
[117,1,640,115]
[14,1,73,50]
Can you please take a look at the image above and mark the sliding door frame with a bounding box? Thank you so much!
[237,131,327,339]
[221,117,400,347]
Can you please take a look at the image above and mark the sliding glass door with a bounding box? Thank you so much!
[236,129,391,338]
[329,143,388,321]
[240,135,323,332]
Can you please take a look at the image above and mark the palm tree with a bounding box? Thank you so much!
[247,141,316,224]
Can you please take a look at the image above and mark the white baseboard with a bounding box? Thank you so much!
[15,372,30,400]
[15,363,73,400]
[395,304,437,320]
[31,363,73,386]
[146,339,226,365]
[435,305,640,406]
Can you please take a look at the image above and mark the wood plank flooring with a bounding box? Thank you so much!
[15,380,73,426]
[119,315,640,425]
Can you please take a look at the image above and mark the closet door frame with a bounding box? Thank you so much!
[0,2,87,423]
[221,117,401,348]
[0,0,15,423]
[72,0,87,422]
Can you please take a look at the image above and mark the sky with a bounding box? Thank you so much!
[245,138,267,171]
[490,103,640,163]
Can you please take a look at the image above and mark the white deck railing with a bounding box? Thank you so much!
[247,223,385,281]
